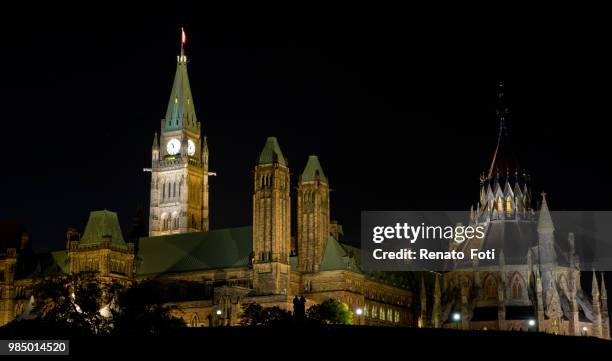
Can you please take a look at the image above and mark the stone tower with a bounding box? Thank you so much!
[67,210,135,280]
[297,155,330,273]
[149,29,209,236]
[252,137,291,294]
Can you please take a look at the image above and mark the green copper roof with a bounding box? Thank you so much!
[80,210,127,247]
[163,59,198,132]
[301,155,327,183]
[137,226,252,276]
[257,137,287,166]
[319,237,361,272]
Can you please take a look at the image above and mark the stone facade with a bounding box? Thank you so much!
[0,35,414,328]
[417,83,611,340]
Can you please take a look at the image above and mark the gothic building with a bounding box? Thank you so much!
[0,32,413,328]
[419,83,610,339]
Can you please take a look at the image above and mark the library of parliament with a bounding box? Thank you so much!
[0,32,609,339]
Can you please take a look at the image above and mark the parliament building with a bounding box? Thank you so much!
[0,35,609,339]
[0,34,413,328]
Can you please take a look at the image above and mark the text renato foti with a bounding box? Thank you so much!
[372,222,485,244]
[372,248,496,261]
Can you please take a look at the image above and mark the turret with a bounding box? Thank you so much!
[152,132,159,161]
[252,137,291,294]
[601,273,610,339]
[419,275,427,327]
[297,155,330,273]
[592,271,603,337]
[497,250,506,330]
[432,273,441,328]
[537,193,556,264]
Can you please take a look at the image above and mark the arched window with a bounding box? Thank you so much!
[484,275,498,299]
[162,182,166,200]
[506,196,512,217]
[172,212,179,230]
[191,314,199,327]
[511,274,525,299]
[161,213,169,231]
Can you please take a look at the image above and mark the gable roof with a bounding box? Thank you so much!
[137,226,252,276]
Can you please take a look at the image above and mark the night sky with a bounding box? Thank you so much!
[1,11,610,252]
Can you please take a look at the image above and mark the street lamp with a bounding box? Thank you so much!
[216,309,222,316]
[582,326,588,336]
[355,307,363,325]
[528,319,536,327]
[452,312,461,329]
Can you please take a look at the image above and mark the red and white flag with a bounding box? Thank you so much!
[181,27,186,45]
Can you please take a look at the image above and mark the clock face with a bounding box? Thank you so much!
[187,139,196,156]
[166,139,181,155]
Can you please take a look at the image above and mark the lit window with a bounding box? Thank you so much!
[506,196,512,217]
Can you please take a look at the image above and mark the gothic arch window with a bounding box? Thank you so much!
[510,273,525,299]
[191,314,199,327]
[497,197,503,215]
[484,275,498,299]
[172,212,179,230]
[161,213,169,231]
[162,182,166,200]
[559,274,569,292]
[506,196,512,217]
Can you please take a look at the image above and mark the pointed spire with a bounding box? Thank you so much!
[164,28,198,133]
[257,137,287,166]
[202,135,209,165]
[593,270,600,297]
[601,272,607,300]
[301,155,328,183]
[152,132,159,149]
[537,192,555,233]
[487,81,519,179]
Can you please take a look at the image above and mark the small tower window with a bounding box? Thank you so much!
[506,196,512,217]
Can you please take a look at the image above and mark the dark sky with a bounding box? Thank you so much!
[0,10,610,252]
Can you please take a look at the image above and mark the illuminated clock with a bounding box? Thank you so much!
[187,139,196,156]
[166,139,181,155]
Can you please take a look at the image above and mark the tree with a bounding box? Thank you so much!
[5,275,185,336]
[29,272,114,335]
[111,280,186,335]
[239,303,292,326]
[240,298,353,326]
[306,298,353,325]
